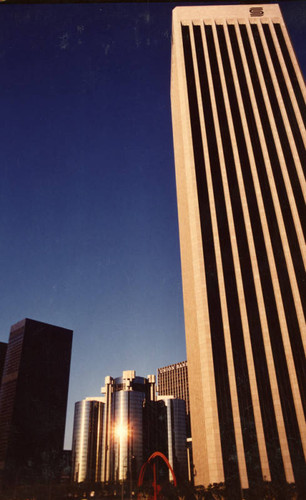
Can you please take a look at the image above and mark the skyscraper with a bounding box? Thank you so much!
[157,361,192,479]
[100,370,156,484]
[0,343,7,386]
[171,4,305,497]
[0,318,73,487]
[158,360,190,415]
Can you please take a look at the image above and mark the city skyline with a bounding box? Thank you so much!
[71,370,188,488]
[0,1,305,451]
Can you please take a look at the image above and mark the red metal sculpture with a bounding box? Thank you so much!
[137,451,177,499]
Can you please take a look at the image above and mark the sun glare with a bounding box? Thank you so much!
[115,423,128,440]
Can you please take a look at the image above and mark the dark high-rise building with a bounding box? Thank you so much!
[0,318,73,487]
[171,4,305,497]
[157,396,188,482]
[0,343,7,386]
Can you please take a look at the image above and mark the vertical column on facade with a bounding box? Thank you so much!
[244,18,306,468]
[180,18,226,486]
[95,402,103,482]
[172,14,224,484]
[231,18,295,484]
[268,21,305,140]
[188,19,244,490]
[228,18,278,483]
[252,15,306,406]
[258,19,306,357]
[211,17,271,485]
[224,17,288,485]
[258,10,306,421]
[195,18,250,490]
[101,379,113,482]
[79,401,87,482]
[177,367,181,400]
[184,363,189,410]
[250,18,306,341]
[274,22,306,124]
[224,18,285,484]
[256,20,305,181]
[266,19,306,251]
[260,19,306,331]
[264,20,306,174]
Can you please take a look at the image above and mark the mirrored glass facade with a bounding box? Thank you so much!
[71,398,104,483]
[113,390,144,481]
[158,397,188,482]
[74,371,189,487]
[100,371,156,484]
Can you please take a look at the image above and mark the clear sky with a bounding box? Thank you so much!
[0,1,305,449]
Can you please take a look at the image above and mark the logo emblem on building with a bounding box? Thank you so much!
[249,7,264,17]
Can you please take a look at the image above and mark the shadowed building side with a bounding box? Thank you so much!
[0,343,7,387]
[157,396,188,483]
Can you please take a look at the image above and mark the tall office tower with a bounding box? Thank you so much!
[171,4,305,497]
[100,371,156,484]
[158,361,190,415]
[0,318,73,487]
[158,361,191,441]
[71,397,105,483]
[0,342,7,385]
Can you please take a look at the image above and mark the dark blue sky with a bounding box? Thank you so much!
[0,1,305,448]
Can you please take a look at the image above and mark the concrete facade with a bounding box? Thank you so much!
[171,4,305,496]
[158,360,190,415]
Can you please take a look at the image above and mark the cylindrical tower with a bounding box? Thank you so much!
[71,397,104,483]
[113,388,145,481]
[100,370,156,484]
